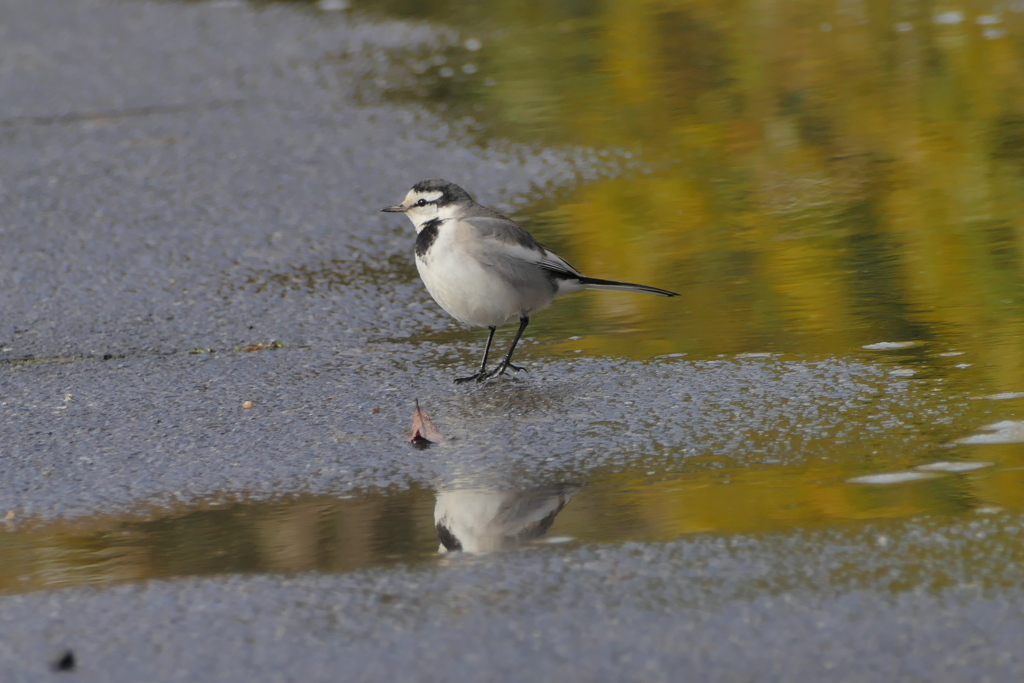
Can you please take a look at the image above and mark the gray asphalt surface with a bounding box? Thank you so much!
[4,512,1024,682]
[1,347,967,519]
[0,0,1020,680]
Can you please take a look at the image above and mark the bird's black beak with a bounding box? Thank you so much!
[380,204,407,213]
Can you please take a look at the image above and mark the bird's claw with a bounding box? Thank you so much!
[455,362,527,384]
[481,361,527,381]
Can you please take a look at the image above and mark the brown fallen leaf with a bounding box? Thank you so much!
[409,399,444,447]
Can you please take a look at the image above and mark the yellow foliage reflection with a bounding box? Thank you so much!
[379,0,1024,389]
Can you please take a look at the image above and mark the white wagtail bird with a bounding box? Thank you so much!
[382,179,678,383]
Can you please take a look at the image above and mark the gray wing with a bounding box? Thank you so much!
[463,215,583,279]
[463,215,545,252]
[491,484,582,541]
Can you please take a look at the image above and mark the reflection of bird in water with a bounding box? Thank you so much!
[434,484,582,554]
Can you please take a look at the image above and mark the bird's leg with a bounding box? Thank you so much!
[454,326,497,384]
[484,316,530,379]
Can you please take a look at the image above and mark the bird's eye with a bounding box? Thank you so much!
[416,198,428,207]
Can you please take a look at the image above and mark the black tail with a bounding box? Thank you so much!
[577,276,678,297]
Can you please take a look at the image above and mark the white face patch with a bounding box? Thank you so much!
[402,190,448,230]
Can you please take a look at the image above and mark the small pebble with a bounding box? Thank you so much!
[51,650,75,672]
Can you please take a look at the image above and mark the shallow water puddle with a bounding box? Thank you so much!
[2,441,1023,595]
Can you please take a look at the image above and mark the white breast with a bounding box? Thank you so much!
[416,221,555,327]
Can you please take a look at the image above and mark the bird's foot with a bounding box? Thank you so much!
[455,362,527,384]
[482,360,527,380]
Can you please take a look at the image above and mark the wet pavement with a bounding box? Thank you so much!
[3,0,1024,680]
